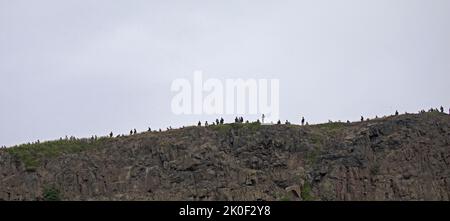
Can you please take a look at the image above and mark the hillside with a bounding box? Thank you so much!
[0,112,449,201]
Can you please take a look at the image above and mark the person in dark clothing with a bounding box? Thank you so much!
[240,117,244,123]
[220,118,224,124]
[130,130,133,135]
[285,120,290,125]
[216,119,220,125]
[133,129,137,135]
[148,127,151,132]
[301,117,305,126]
[395,110,399,116]
[262,114,265,124]
[347,120,350,123]
[235,117,239,123]
[277,120,281,125]
[198,121,201,126]
[440,106,444,113]
[361,116,364,122]
[110,132,113,138]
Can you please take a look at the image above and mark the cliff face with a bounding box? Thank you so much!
[1,112,449,201]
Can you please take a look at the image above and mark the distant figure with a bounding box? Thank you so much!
[240,117,244,123]
[205,121,208,126]
[301,117,305,126]
[347,120,350,123]
[395,110,399,116]
[285,120,290,125]
[216,119,219,125]
[277,120,281,125]
[198,121,201,126]
[305,122,309,126]
[361,116,364,122]
[235,117,239,123]
[159,128,162,132]
[220,118,224,124]
[262,114,265,124]
[109,132,113,138]
[246,120,249,123]
[130,130,133,135]
[375,115,378,119]
[133,129,137,135]
[256,119,261,124]
[440,106,444,113]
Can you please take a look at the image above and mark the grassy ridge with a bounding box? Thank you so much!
[6,138,109,171]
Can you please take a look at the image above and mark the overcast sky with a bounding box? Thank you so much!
[1,0,449,146]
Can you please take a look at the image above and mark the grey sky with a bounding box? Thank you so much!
[1,0,449,146]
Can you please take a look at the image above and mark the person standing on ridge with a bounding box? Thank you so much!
[440,106,444,113]
[220,118,224,124]
[301,117,305,126]
[198,121,201,126]
[262,114,265,124]
[395,110,399,116]
[361,116,364,122]
[109,132,113,138]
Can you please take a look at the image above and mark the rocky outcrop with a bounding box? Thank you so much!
[0,112,449,201]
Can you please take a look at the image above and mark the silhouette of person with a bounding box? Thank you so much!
[361,116,364,122]
[220,118,224,124]
[110,132,113,138]
[440,106,444,113]
[277,120,281,125]
[130,130,133,135]
[216,119,219,125]
[235,117,239,123]
[148,127,151,132]
[301,117,305,126]
[198,121,201,126]
[262,114,265,124]
[133,129,137,135]
[205,121,208,126]
[395,110,399,116]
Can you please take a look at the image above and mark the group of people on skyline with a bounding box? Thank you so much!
[2,106,448,149]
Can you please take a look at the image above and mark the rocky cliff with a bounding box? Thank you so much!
[1,112,449,201]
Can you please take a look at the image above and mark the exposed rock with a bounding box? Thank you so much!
[0,112,449,200]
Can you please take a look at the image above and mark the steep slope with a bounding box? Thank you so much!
[0,112,449,201]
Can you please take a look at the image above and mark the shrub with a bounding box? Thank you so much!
[43,186,61,201]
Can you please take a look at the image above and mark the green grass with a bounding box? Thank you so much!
[301,183,314,201]
[6,138,108,171]
[211,122,262,134]
[312,122,346,133]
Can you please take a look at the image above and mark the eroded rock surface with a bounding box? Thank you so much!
[0,112,449,200]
